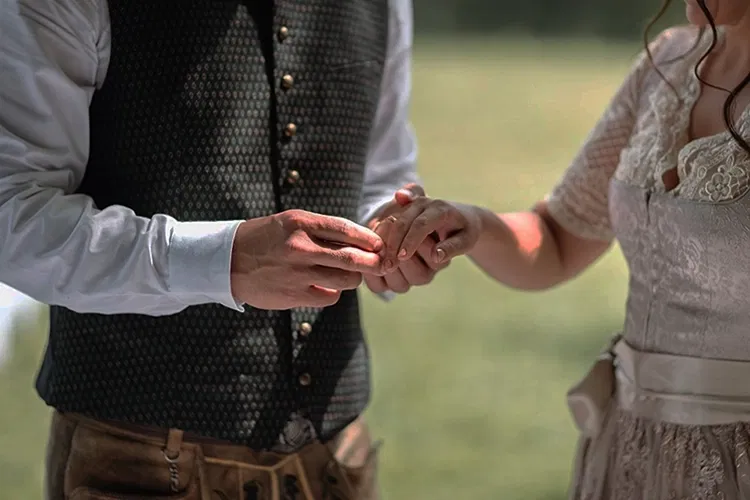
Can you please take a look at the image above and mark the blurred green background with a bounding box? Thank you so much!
[0,1,687,497]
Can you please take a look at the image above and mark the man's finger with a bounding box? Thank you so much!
[306,214,383,252]
[307,267,363,291]
[305,286,343,307]
[307,241,385,275]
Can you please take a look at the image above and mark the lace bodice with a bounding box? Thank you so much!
[554,26,750,500]
[546,25,750,241]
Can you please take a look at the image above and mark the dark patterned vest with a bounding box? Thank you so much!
[35,0,389,449]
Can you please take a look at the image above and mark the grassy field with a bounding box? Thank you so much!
[0,36,639,499]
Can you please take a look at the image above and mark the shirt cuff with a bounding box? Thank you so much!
[167,220,245,311]
[377,290,397,302]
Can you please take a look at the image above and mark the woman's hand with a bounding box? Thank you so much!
[376,187,483,269]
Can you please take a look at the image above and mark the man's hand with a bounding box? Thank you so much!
[230,209,386,309]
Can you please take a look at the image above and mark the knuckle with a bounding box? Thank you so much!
[412,215,429,229]
[284,233,307,254]
[328,217,347,233]
[336,249,357,267]
[433,201,452,217]
[283,209,304,226]
[434,200,450,210]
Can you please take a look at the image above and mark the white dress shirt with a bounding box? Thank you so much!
[0,0,417,315]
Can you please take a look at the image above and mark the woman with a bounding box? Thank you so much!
[378,0,750,497]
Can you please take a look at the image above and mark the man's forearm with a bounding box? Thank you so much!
[0,0,245,316]
[0,180,243,315]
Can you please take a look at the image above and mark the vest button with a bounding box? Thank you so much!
[278,26,290,41]
[284,123,297,137]
[298,373,312,386]
[281,74,294,90]
[299,322,312,336]
[287,170,300,184]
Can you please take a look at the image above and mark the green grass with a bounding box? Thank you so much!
[0,36,639,499]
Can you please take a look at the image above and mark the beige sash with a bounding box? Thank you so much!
[565,336,750,500]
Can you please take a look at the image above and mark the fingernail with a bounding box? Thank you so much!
[398,189,415,200]
[398,248,407,259]
[435,248,446,263]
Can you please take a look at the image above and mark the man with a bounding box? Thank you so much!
[0,0,448,497]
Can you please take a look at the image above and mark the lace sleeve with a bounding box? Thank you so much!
[544,31,673,241]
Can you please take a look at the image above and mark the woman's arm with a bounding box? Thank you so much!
[376,28,680,287]
[467,202,612,291]
[464,30,685,289]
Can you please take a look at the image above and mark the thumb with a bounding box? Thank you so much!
[432,232,472,263]
[394,183,426,206]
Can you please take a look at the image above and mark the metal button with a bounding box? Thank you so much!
[299,373,312,386]
[287,170,300,184]
[278,26,289,41]
[284,123,297,137]
[281,74,294,89]
[299,322,312,337]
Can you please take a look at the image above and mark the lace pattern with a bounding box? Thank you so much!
[575,408,750,500]
[546,25,750,242]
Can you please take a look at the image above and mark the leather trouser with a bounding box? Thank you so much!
[45,411,380,500]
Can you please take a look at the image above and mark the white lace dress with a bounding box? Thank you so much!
[545,25,750,500]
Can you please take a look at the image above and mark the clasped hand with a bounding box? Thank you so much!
[363,184,482,295]
[229,185,481,310]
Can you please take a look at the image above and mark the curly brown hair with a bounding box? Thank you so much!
[644,0,750,153]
